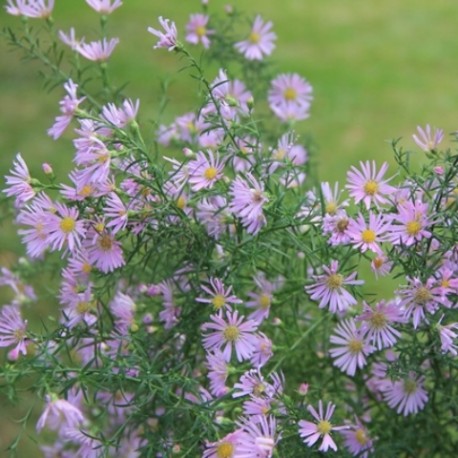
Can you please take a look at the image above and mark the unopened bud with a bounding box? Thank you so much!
[298,383,309,396]
[183,147,194,158]
[434,165,444,175]
[42,162,53,175]
[225,4,233,14]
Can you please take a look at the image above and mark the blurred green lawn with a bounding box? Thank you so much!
[1,0,458,455]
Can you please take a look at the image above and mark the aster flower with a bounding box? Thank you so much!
[0,267,36,304]
[298,400,346,452]
[412,124,444,152]
[85,0,122,14]
[48,79,85,140]
[357,301,404,350]
[110,292,136,334]
[347,212,390,255]
[3,153,36,207]
[202,310,258,362]
[0,305,28,357]
[437,315,458,356]
[229,173,268,235]
[382,372,428,416]
[235,15,276,60]
[158,280,181,330]
[233,369,269,399]
[185,13,214,48]
[321,181,349,215]
[86,226,125,273]
[237,415,279,457]
[270,101,311,123]
[203,430,246,458]
[45,203,86,252]
[77,37,120,61]
[346,161,396,209]
[36,394,86,432]
[268,73,313,108]
[250,332,273,368]
[101,98,140,128]
[305,260,364,314]
[370,255,393,278]
[196,277,242,311]
[63,427,102,458]
[322,210,353,246]
[6,0,54,18]
[389,200,432,246]
[59,27,85,51]
[196,196,231,240]
[187,150,225,191]
[340,417,374,458]
[205,350,229,397]
[330,318,374,376]
[104,192,129,233]
[147,17,178,51]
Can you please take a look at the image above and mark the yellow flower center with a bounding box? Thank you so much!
[259,294,271,309]
[216,442,234,458]
[14,328,26,340]
[348,338,363,354]
[325,201,337,215]
[441,279,450,288]
[82,262,92,274]
[76,301,95,314]
[326,273,343,289]
[373,257,384,269]
[212,294,226,310]
[253,382,266,396]
[364,180,379,196]
[79,184,93,197]
[223,325,239,341]
[414,286,432,305]
[406,220,422,236]
[95,222,105,233]
[370,311,387,329]
[249,32,261,44]
[273,148,287,160]
[196,26,207,37]
[355,428,368,445]
[403,379,417,394]
[60,217,76,234]
[361,229,376,244]
[317,420,332,435]
[204,166,218,180]
[176,196,186,210]
[283,87,297,101]
[98,234,113,251]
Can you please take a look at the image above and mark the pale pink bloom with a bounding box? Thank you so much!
[48,79,85,140]
[437,315,458,356]
[346,161,396,209]
[357,300,404,350]
[370,255,393,278]
[229,173,268,235]
[196,277,241,311]
[0,305,28,356]
[305,260,364,314]
[187,150,225,191]
[147,17,178,51]
[270,101,310,122]
[235,15,276,60]
[237,415,279,457]
[389,200,432,246]
[77,37,119,61]
[0,267,36,304]
[36,395,85,432]
[196,196,231,240]
[321,181,349,215]
[104,192,128,233]
[347,212,390,255]
[233,369,268,399]
[298,400,346,452]
[322,210,352,246]
[101,98,139,128]
[86,227,125,273]
[382,372,428,416]
[268,132,308,173]
[185,13,214,48]
[158,280,181,329]
[59,28,84,50]
[3,153,36,207]
[268,73,313,108]
[85,0,122,14]
[329,318,374,376]
[6,0,54,18]
[412,124,444,151]
[205,350,229,397]
[110,292,136,334]
[202,310,258,362]
[340,417,374,458]
[203,430,246,458]
[250,332,273,368]
[63,427,102,457]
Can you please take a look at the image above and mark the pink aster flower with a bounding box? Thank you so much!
[205,350,229,397]
[45,203,86,252]
[268,73,313,108]
[185,13,214,48]
[202,310,258,362]
[298,400,346,452]
[101,98,140,128]
[347,212,390,255]
[237,415,279,457]
[3,153,36,207]
[0,305,28,357]
[203,430,246,458]
[389,200,432,246]
[412,124,444,152]
[250,332,273,368]
[6,0,54,18]
[158,280,181,329]
[370,255,393,278]
[305,260,364,314]
[36,394,86,432]
[322,210,353,246]
[187,150,225,191]
[85,0,122,14]
[48,79,85,140]
[229,173,268,235]
[147,17,178,51]
[382,372,428,416]
[330,318,374,376]
[196,277,242,311]
[235,15,276,60]
[196,196,231,240]
[340,417,374,458]
[77,37,119,61]
[110,292,136,334]
[437,316,458,356]
[59,28,84,51]
[321,181,349,216]
[86,227,125,273]
[346,161,396,209]
[357,300,404,350]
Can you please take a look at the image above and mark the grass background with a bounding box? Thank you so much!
[1,0,457,455]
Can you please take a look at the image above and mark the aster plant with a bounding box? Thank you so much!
[1,1,458,457]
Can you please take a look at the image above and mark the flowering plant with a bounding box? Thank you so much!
[1,1,458,457]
